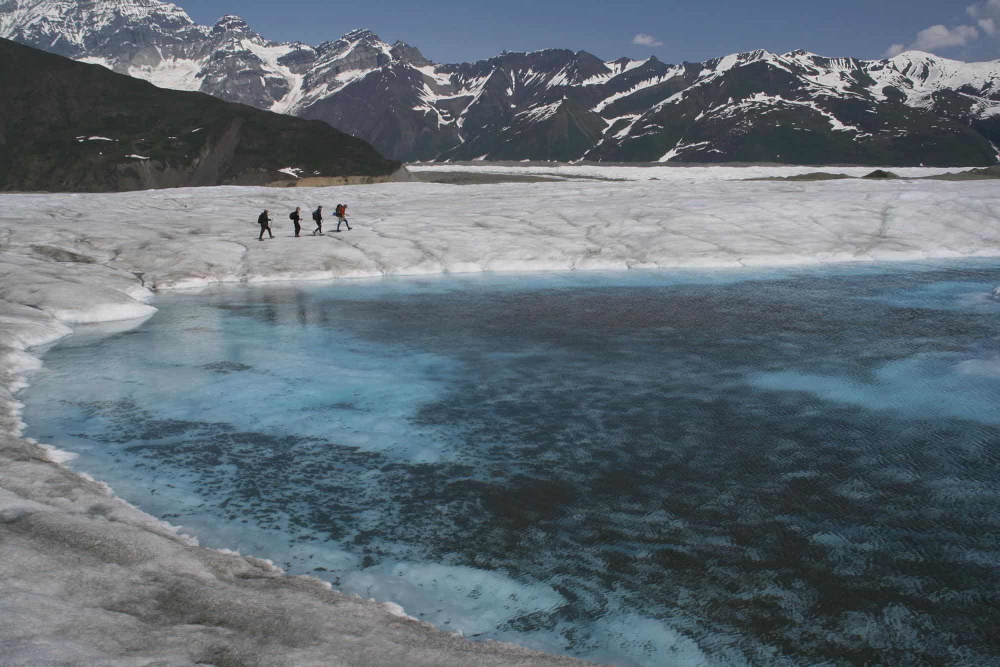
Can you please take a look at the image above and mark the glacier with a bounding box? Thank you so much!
[2,166,1000,664]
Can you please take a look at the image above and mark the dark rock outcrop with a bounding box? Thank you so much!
[0,38,399,192]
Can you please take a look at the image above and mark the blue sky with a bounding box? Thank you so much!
[182,1,1000,63]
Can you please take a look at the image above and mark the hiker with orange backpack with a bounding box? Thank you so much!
[335,203,352,232]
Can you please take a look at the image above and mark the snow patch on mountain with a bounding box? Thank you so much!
[518,100,563,123]
[593,67,683,112]
[242,41,305,113]
[710,93,861,133]
[659,140,711,162]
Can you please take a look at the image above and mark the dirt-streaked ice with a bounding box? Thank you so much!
[1,168,999,665]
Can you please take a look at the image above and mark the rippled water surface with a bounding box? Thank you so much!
[22,262,1000,665]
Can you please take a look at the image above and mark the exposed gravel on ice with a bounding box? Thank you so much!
[2,171,1000,665]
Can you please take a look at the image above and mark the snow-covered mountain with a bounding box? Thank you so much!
[5,0,1000,165]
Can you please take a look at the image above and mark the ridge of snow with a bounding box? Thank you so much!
[516,100,563,123]
[454,73,494,129]
[603,58,650,77]
[594,66,683,113]
[578,60,641,87]
[241,40,305,114]
[414,65,454,88]
[658,139,711,162]
[119,56,203,92]
[703,92,862,133]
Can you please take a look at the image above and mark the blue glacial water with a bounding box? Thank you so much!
[20,261,1000,666]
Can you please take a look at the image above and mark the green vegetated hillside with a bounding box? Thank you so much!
[0,38,400,192]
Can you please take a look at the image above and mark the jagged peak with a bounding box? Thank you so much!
[490,48,585,64]
[779,50,861,68]
[782,49,822,59]
[390,40,431,66]
[0,0,198,30]
[605,55,662,71]
[342,28,383,42]
[212,14,252,32]
[0,0,204,51]
[33,0,191,19]
[740,48,777,60]
[705,49,776,67]
[700,49,777,73]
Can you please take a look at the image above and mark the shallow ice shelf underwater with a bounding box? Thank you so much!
[21,262,1000,666]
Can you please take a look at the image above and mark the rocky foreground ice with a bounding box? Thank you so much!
[2,168,1000,664]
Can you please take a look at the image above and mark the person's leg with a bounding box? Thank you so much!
[346,217,352,230]
[294,221,300,237]
[268,224,274,239]
[259,225,265,241]
[335,216,341,232]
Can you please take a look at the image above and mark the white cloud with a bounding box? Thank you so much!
[911,24,980,51]
[957,0,1000,57]
[883,2,1000,61]
[968,0,1000,19]
[883,43,906,58]
[881,0,1000,60]
[632,33,664,47]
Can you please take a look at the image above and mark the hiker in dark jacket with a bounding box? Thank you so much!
[312,206,324,236]
[258,209,273,241]
[290,207,302,237]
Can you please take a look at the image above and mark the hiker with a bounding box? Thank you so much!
[312,205,324,235]
[289,207,302,237]
[335,203,352,232]
[258,209,273,241]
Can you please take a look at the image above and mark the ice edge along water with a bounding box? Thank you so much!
[2,170,1000,664]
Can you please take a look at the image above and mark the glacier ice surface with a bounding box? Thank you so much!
[2,167,1000,664]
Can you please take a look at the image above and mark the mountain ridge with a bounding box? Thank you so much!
[4,0,1000,165]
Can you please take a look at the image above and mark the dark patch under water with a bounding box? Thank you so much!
[22,263,1000,665]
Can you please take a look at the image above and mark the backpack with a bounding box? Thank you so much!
[289,212,296,221]
[335,204,344,217]
[313,209,321,222]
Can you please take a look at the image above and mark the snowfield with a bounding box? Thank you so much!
[408,163,971,181]
[2,169,1000,664]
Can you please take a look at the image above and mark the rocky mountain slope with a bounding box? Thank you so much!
[0,37,400,192]
[4,0,1000,165]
